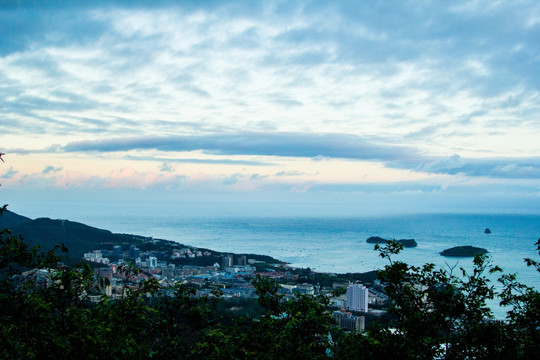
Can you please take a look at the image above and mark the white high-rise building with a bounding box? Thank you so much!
[346,283,369,312]
[148,256,158,268]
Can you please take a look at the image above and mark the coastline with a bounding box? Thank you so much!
[3,210,539,289]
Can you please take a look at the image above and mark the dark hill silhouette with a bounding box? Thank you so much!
[1,210,283,265]
[0,210,32,228]
[7,216,146,261]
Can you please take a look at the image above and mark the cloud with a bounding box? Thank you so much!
[62,133,540,180]
[0,148,38,155]
[2,0,540,200]
[64,132,418,162]
[54,170,94,188]
[1,166,18,179]
[275,171,305,177]
[42,165,63,174]
[311,155,330,162]
[417,154,463,173]
[415,156,540,179]
[159,162,175,172]
[126,155,272,166]
[222,175,239,186]
[46,167,188,190]
[267,92,303,107]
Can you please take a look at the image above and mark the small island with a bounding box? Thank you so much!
[366,236,418,248]
[440,246,488,257]
[484,228,491,234]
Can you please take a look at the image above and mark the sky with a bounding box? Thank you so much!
[1,0,540,218]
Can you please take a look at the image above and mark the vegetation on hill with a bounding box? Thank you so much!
[9,217,139,261]
[1,211,284,267]
[0,210,31,228]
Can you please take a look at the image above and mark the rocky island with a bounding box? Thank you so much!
[440,246,488,257]
[366,236,418,248]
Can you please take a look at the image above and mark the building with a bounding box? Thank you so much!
[95,267,113,281]
[236,255,247,266]
[224,265,255,274]
[330,296,346,308]
[293,283,315,296]
[332,310,365,333]
[129,245,141,259]
[113,245,122,257]
[83,250,110,264]
[148,256,158,268]
[278,283,315,296]
[346,283,369,312]
[222,254,234,269]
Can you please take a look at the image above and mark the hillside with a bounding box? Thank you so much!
[0,210,283,265]
[2,214,148,261]
[0,210,32,228]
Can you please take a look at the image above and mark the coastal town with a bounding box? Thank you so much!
[82,237,388,333]
[0,210,389,334]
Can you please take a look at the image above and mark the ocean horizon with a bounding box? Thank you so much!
[10,201,539,293]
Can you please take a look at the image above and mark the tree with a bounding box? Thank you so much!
[333,240,539,360]
[192,275,335,359]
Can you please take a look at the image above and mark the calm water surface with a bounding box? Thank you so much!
[64,212,540,291]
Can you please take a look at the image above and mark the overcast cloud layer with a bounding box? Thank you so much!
[1,0,540,214]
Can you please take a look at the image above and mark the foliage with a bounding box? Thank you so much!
[349,239,539,360]
[0,221,220,359]
[192,275,335,359]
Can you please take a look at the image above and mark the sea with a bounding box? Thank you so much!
[38,210,539,290]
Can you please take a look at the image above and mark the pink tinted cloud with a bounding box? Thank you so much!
[105,167,183,189]
[55,171,94,188]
